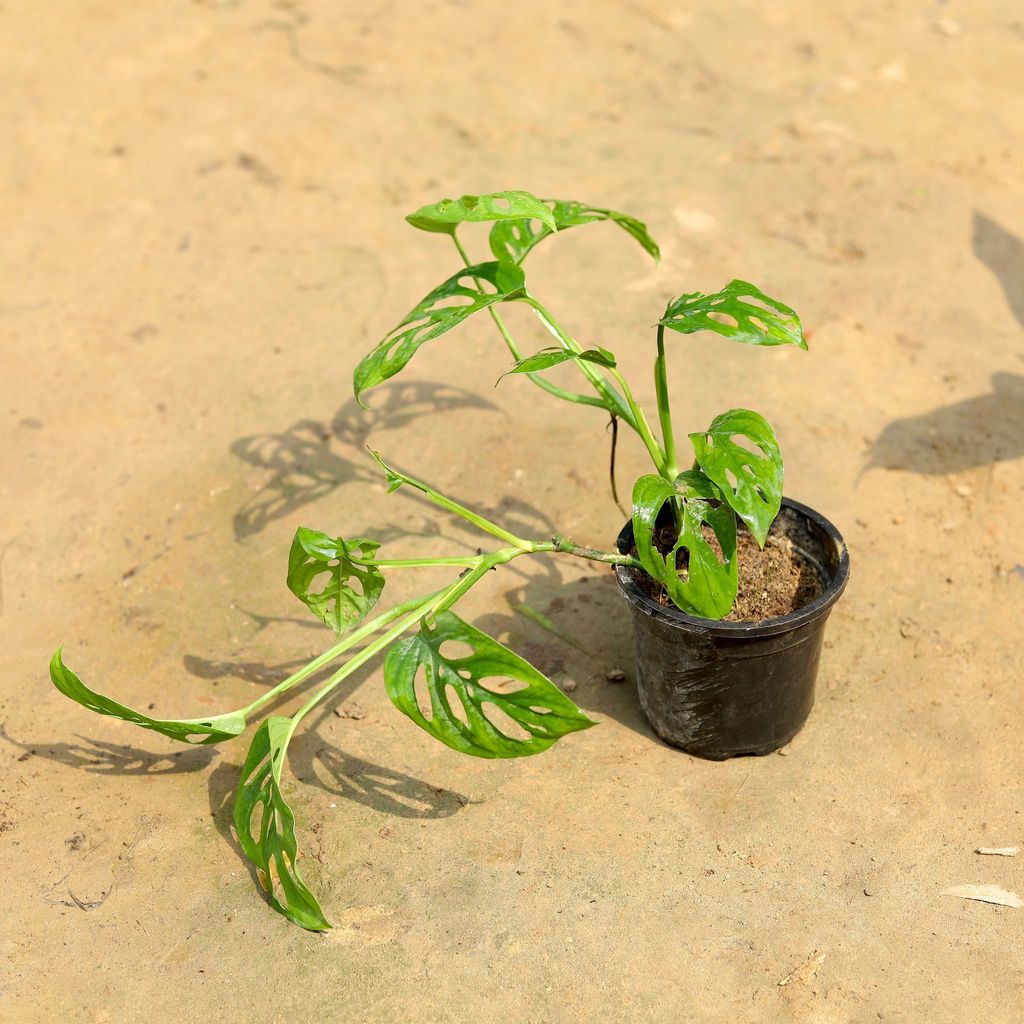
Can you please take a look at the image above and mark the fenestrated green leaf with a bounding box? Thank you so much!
[689,409,783,548]
[497,345,616,382]
[631,471,738,619]
[406,191,557,236]
[49,648,246,745]
[234,718,330,931]
[383,611,596,758]
[660,279,806,348]
[287,528,385,635]
[353,261,525,404]
[489,199,660,265]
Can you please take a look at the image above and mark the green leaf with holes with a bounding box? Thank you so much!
[489,199,660,265]
[287,528,385,635]
[383,611,595,758]
[353,261,526,404]
[49,648,246,745]
[631,471,738,619]
[660,279,806,348]
[497,345,616,382]
[406,191,557,235]
[689,409,783,548]
[234,717,330,931]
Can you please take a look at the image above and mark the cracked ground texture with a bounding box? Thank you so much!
[2,2,1022,1021]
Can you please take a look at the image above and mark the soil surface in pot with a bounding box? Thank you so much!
[634,513,825,622]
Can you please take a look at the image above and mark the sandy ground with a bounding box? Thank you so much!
[2,1,1023,1021]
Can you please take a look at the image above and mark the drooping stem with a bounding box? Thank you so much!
[240,588,446,718]
[285,599,448,731]
[607,414,626,516]
[450,234,606,410]
[255,531,641,727]
[654,324,678,479]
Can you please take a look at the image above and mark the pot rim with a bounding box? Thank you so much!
[614,496,850,638]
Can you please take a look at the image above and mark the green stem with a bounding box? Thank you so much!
[547,536,640,567]
[260,535,643,729]
[600,363,668,478]
[239,589,444,718]
[365,556,483,569]
[654,325,678,479]
[524,296,639,430]
[288,600,444,727]
[450,234,604,409]
[370,451,533,551]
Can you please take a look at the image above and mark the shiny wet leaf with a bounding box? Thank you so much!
[490,199,660,264]
[689,409,783,548]
[353,261,525,403]
[660,279,806,348]
[631,471,738,619]
[406,190,557,235]
[384,611,595,758]
[287,528,385,635]
[234,718,330,931]
[49,649,246,745]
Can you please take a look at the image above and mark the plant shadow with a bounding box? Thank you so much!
[0,723,216,776]
[231,381,498,539]
[973,211,1024,328]
[865,371,1024,474]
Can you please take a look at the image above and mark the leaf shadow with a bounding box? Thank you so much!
[231,381,498,539]
[864,371,1024,474]
[182,652,316,686]
[0,723,216,776]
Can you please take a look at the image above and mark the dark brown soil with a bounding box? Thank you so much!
[634,518,825,622]
[722,529,824,621]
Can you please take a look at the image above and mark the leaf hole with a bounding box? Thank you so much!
[728,433,765,456]
[483,703,533,742]
[673,544,691,583]
[433,294,479,311]
[444,685,470,726]
[439,639,475,662]
[247,802,266,841]
[724,469,739,491]
[708,312,739,329]
[487,676,529,693]
[738,294,784,317]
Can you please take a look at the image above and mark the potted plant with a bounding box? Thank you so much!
[50,190,849,930]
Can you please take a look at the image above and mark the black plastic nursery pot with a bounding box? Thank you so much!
[614,498,850,761]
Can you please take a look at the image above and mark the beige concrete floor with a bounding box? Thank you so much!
[2,2,1023,1020]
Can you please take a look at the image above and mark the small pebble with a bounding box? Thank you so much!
[552,670,578,693]
[333,701,366,720]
